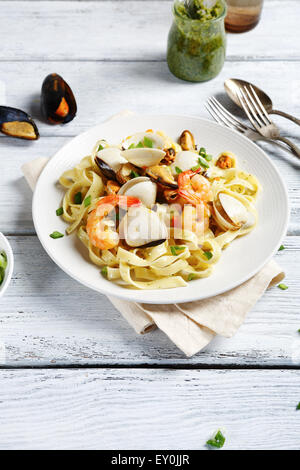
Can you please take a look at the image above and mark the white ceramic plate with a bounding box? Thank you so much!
[33,115,289,304]
[0,232,14,298]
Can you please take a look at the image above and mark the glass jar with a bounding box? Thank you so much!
[167,0,227,82]
[225,0,264,33]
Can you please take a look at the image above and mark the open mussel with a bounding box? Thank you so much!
[41,73,77,124]
[0,106,39,140]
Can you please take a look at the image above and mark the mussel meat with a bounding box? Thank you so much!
[146,165,178,189]
[41,73,77,124]
[0,106,39,140]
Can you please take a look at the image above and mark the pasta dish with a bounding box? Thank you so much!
[57,129,260,289]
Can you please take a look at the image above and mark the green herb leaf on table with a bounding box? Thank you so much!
[56,207,63,216]
[74,192,82,204]
[297,402,300,410]
[206,430,225,449]
[278,283,288,290]
[50,231,64,239]
[278,245,285,251]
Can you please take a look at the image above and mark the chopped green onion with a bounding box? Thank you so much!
[175,166,182,174]
[0,250,7,269]
[297,402,300,410]
[97,144,104,152]
[50,231,64,239]
[278,245,285,251]
[199,147,206,155]
[170,245,185,256]
[198,155,210,169]
[56,207,63,216]
[130,170,140,179]
[297,329,300,334]
[205,154,213,161]
[128,143,135,149]
[143,136,153,148]
[84,195,92,207]
[203,251,213,260]
[188,273,196,281]
[101,266,108,277]
[74,192,82,204]
[191,164,201,172]
[278,283,288,290]
[136,141,144,148]
[206,430,225,449]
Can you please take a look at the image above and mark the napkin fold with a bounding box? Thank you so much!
[22,112,285,357]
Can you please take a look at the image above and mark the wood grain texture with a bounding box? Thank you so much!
[0,1,299,61]
[0,369,299,450]
[0,235,299,366]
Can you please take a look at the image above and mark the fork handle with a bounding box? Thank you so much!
[275,136,300,158]
[270,109,300,127]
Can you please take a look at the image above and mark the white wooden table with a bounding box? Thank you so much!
[0,0,299,450]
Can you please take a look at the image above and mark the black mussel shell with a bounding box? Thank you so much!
[41,73,77,124]
[139,239,167,248]
[0,106,39,140]
[95,156,117,180]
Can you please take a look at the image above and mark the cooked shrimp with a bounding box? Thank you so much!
[181,203,210,235]
[86,195,141,250]
[177,169,212,205]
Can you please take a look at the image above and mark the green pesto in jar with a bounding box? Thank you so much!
[167,0,227,82]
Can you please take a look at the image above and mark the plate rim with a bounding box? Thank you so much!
[32,114,290,304]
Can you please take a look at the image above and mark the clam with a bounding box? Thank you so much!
[118,177,157,208]
[213,192,255,231]
[0,106,39,140]
[122,132,165,150]
[146,165,178,189]
[95,148,127,180]
[122,148,165,168]
[170,150,199,175]
[41,73,77,124]
[119,206,168,248]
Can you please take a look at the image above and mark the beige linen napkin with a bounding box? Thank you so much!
[22,112,285,356]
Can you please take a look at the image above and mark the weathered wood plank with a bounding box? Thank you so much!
[0,235,299,366]
[0,1,299,61]
[0,369,299,449]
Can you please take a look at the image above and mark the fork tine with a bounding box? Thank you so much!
[210,97,248,131]
[244,86,269,126]
[249,85,273,124]
[237,88,262,131]
[205,100,242,132]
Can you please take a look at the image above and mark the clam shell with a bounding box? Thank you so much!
[122,132,165,150]
[171,150,199,175]
[118,177,157,208]
[213,192,255,231]
[120,206,168,248]
[97,148,127,172]
[122,148,165,168]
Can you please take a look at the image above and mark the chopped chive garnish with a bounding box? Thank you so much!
[203,251,213,260]
[101,266,108,277]
[206,430,225,449]
[50,231,64,239]
[278,283,288,290]
[130,170,140,179]
[175,166,182,174]
[74,192,82,204]
[199,147,206,155]
[191,164,201,172]
[84,195,92,207]
[97,144,104,152]
[170,245,185,256]
[198,155,210,169]
[297,402,300,410]
[136,141,144,148]
[56,207,63,216]
[278,245,285,251]
[128,143,135,149]
[143,136,153,148]
[205,154,212,161]
[188,273,196,281]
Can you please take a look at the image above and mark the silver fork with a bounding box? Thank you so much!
[205,97,266,142]
[237,85,300,158]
